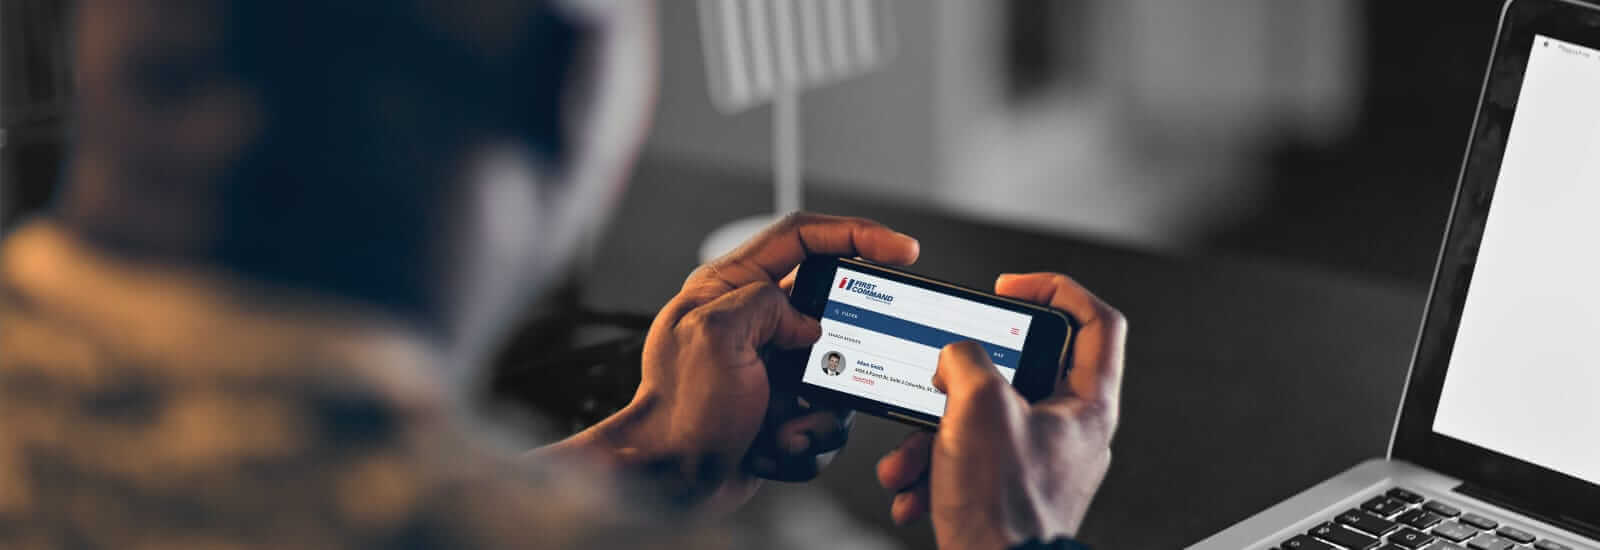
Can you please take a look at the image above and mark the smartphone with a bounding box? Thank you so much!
[772,256,1077,428]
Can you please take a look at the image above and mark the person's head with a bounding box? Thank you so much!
[61,0,656,364]
[826,353,840,369]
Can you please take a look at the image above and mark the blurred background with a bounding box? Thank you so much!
[3,0,1503,287]
[647,0,1503,288]
[0,1,1516,546]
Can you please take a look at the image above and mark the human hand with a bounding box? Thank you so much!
[875,273,1127,548]
[544,213,919,516]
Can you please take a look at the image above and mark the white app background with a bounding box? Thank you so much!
[801,268,1032,417]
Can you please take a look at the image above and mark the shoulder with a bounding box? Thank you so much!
[0,220,743,548]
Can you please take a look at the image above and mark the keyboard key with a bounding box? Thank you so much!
[1399,509,1445,529]
[1338,508,1401,536]
[1425,543,1466,550]
[1388,488,1426,504]
[1311,522,1380,550]
[1424,501,1462,517]
[1495,527,1534,544]
[1534,540,1573,550]
[1390,528,1438,549]
[1431,522,1479,543]
[1459,514,1498,530]
[1467,535,1515,550]
[1379,546,1408,550]
[1283,534,1341,550]
[1364,496,1411,517]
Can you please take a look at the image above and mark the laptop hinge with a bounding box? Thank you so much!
[1454,483,1600,541]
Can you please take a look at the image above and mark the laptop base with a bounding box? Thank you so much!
[1188,459,1597,549]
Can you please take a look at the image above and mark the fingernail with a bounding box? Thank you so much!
[785,433,811,454]
[896,232,921,258]
[891,493,913,525]
[996,273,1019,283]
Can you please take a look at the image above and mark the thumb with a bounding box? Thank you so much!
[932,341,1007,398]
[932,341,1023,439]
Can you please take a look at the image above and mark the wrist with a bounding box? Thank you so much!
[537,393,664,466]
[937,527,1020,550]
[934,493,1064,550]
[547,393,730,507]
[1009,537,1091,550]
[934,510,1024,550]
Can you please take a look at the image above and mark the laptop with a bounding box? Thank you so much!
[1191,1,1600,549]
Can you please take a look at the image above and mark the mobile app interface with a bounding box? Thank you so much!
[802,267,1034,417]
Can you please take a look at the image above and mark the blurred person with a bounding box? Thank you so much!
[0,1,1126,549]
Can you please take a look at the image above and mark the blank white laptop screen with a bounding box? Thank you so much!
[1433,35,1600,486]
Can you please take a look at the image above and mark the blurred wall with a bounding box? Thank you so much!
[941,0,1360,248]
[645,0,940,200]
[0,0,1509,283]
[644,0,1361,250]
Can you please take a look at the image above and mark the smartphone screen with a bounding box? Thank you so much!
[800,266,1035,418]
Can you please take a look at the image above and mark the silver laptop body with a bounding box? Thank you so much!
[1193,1,1600,548]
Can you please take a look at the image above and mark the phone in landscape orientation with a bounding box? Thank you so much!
[772,256,1078,428]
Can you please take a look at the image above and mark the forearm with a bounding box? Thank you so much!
[527,396,731,512]
[527,400,649,465]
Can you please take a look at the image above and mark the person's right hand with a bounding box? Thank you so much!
[875,272,1128,549]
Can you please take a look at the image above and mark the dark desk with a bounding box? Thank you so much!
[579,157,1428,549]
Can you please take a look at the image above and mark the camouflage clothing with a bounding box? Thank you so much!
[0,220,732,549]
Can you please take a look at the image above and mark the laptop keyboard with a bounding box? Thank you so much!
[1276,487,1585,550]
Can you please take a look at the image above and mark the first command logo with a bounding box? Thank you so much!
[838,277,895,304]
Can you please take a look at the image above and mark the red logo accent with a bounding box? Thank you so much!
[1009,327,1021,335]
[839,278,849,288]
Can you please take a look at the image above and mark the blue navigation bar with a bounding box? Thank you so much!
[821,300,1021,369]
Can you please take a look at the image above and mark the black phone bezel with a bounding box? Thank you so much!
[773,256,1076,428]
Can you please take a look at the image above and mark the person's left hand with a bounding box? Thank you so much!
[538,213,920,517]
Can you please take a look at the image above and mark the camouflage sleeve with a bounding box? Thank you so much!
[0,274,890,550]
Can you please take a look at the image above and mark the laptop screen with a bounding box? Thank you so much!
[1432,35,1600,487]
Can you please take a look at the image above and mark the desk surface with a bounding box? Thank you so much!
[580,158,1428,549]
